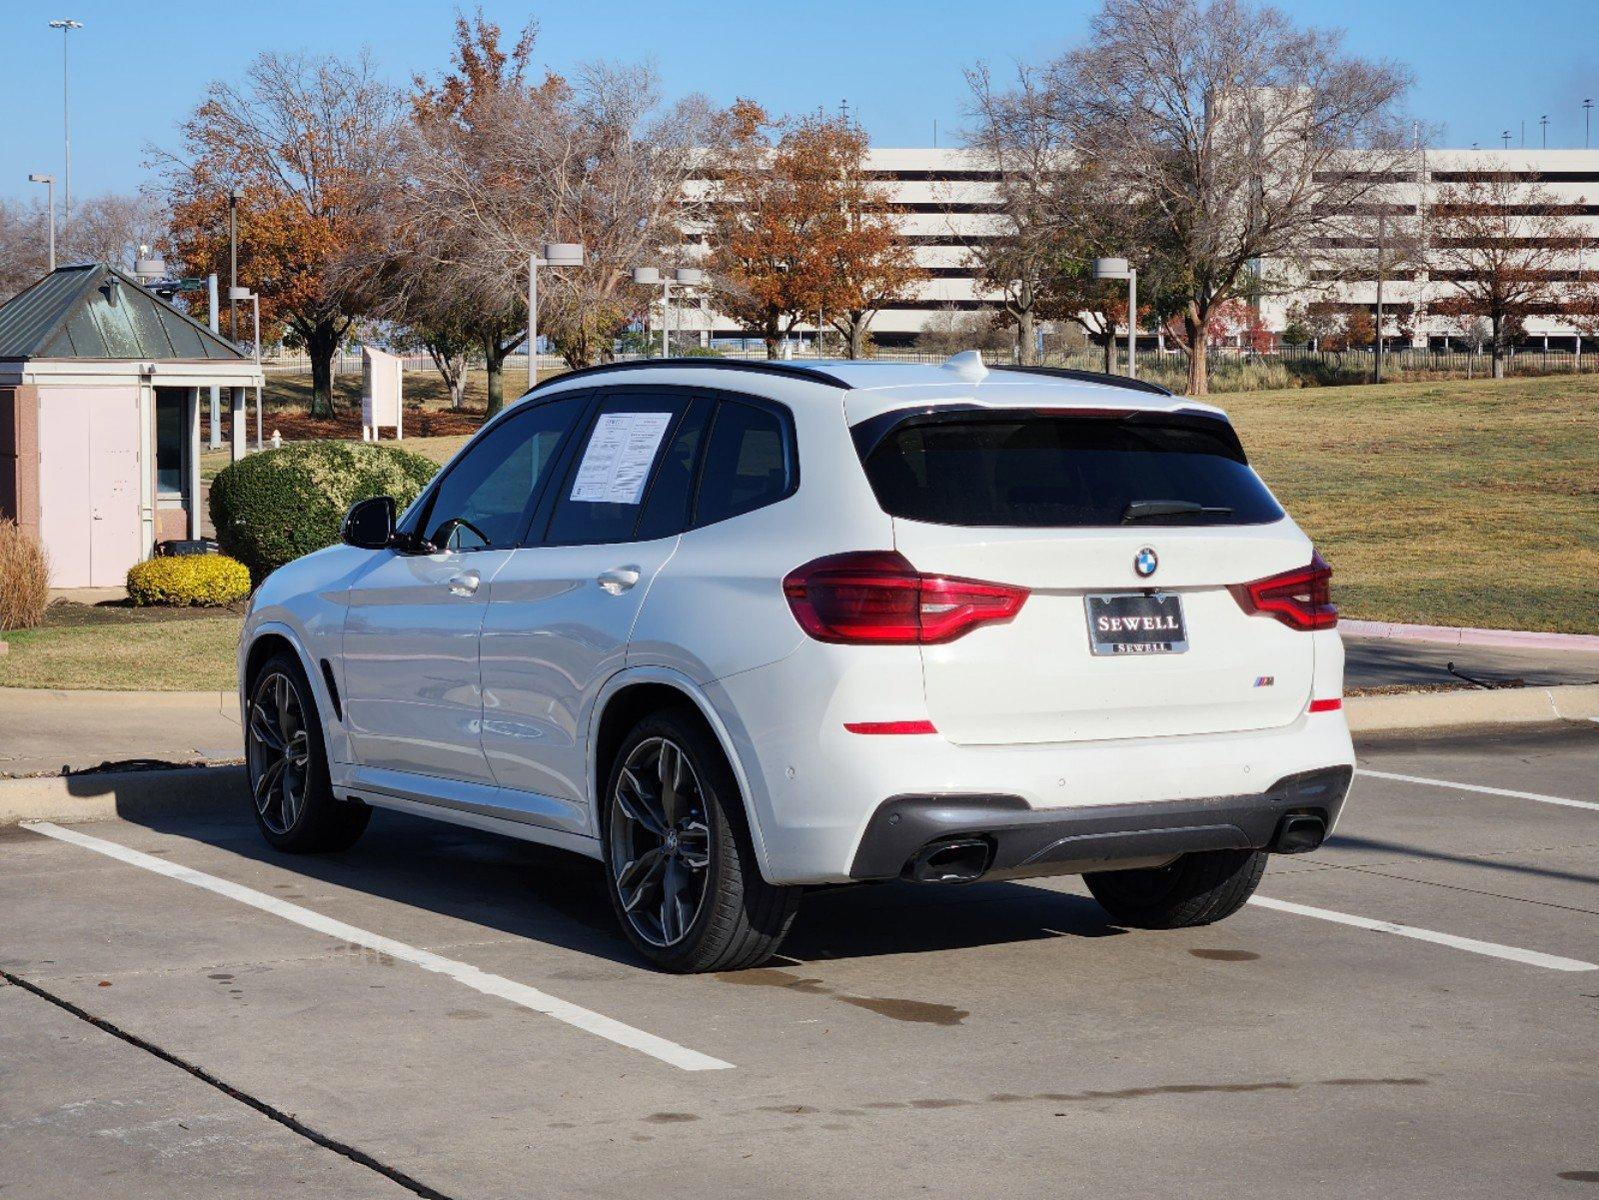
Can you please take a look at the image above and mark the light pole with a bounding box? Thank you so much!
[1092,258,1138,379]
[1501,130,1512,149]
[631,266,703,358]
[527,242,584,390]
[227,187,242,348]
[1541,114,1549,149]
[1586,99,1593,149]
[27,174,56,271]
[47,19,82,219]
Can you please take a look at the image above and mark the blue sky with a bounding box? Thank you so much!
[2,0,1593,204]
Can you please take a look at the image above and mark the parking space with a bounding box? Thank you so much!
[3,723,1596,1199]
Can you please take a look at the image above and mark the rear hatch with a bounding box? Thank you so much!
[858,407,1318,745]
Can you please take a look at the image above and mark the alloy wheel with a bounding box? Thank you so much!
[608,737,712,948]
[248,671,312,836]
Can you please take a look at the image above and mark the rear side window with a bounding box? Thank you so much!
[545,393,690,545]
[860,413,1282,528]
[694,402,793,527]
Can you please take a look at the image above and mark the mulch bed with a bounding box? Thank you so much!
[203,402,487,445]
[42,600,248,628]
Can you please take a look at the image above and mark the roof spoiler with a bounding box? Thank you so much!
[992,365,1173,398]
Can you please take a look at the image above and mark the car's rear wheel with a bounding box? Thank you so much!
[1084,847,1267,929]
[602,707,800,973]
[246,651,369,853]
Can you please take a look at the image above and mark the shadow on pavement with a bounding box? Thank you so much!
[119,792,1127,971]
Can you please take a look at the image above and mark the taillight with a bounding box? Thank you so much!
[1230,552,1337,631]
[783,551,1028,644]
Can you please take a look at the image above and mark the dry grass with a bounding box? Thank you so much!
[0,520,51,631]
[1223,374,1598,633]
[0,603,242,691]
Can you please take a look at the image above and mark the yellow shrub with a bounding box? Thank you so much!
[126,554,252,607]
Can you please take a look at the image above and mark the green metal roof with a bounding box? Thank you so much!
[0,263,248,362]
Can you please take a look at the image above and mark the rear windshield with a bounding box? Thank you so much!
[858,412,1283,528]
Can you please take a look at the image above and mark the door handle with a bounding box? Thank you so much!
[447,570,480,597]
[597,566,641,595]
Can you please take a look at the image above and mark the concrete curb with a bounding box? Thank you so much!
[0,765,245,827]
[1345,683,1599,733]
[1341,619,1599,653]
[0,686,237,709]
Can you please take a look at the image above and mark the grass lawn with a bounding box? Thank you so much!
[1224,374,1597,634]
[0,603,243,691]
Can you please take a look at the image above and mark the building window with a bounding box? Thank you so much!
[156,391,185,497]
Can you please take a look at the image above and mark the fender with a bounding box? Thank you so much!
[585,665,776,881]
[239,618,354,767]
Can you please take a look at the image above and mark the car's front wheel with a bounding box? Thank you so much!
[602,708,800,973]
[1084,847,1267,929]
[246,651,370,854]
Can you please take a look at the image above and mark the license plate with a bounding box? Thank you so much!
[1085,592,1188,655]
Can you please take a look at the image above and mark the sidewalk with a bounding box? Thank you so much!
[3,635,1597,778]
[0,689,241,777]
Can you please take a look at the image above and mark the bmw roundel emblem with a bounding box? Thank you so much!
[1134,547,1159,578]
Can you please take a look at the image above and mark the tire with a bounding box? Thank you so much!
[1084,848,1267,930]
[601,706,800,973]
[245,651,370,854]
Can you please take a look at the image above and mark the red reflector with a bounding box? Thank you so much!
[783,551,1028,645]
[1308,698,1342,713]
[843,720,939,735]
[1229,551,1338,631]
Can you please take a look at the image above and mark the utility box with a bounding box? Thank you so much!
[361,346,403,441]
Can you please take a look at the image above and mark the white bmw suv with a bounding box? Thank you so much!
[239,353,1354,972]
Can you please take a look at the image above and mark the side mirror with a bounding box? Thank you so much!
[341,496,396,550]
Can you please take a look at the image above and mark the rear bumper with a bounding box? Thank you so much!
[847,765,1353,882]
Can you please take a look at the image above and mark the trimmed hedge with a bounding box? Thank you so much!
[127,554,252,607]
[210,440,438,582]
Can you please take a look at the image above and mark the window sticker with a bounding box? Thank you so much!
[569,412,675,505]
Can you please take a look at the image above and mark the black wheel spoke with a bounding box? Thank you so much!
[617,847,666,913]
[253,756,285,817]
[249,671,310,837]
[249,705,283,752]
[617,769,668,838]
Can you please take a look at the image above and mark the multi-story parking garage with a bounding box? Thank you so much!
[679,147,1599,349]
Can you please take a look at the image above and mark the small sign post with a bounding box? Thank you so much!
[361,346,404,441]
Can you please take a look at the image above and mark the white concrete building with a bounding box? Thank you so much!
[683,147,1599,348]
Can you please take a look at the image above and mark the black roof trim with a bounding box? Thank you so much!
[992,365,1174,397]
[529,357,851,394]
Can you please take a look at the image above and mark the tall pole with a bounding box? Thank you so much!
[1373,209,1386,384]
[48,21,82,219]
[228,189,240,345]
[1586,100,1593,149]
[1126,269,1137,379]
[527,254,538,390]
[1541,115,1549,148]
[28,175,55,271]
[661,278,671,357]
[207,274,220,449]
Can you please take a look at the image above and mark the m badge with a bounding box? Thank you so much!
[1134,547,1158,578]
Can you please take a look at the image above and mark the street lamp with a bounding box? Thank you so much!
[27,174,55,271]
[47,19,82,220]
[1585,99,1593,149]
[1092,257,1138,379]
[1541,114,1549,149]
[631,266,703,357]
[1501,130,1512,149]
[527,242,584,389]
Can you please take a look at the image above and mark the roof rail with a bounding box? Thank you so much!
[528,356,851,393]
[992,365,1173,398]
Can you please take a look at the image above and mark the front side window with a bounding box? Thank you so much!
[693,401,793,527]
[421,394,585,551]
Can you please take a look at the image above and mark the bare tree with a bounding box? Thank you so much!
[0,199,50,303]
[62,193,169,270]
[1053,0,1414,393]
[403,15,715,410]
[1428,167,1587,378]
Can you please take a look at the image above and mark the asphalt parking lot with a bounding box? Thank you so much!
[2,722,1596,1199]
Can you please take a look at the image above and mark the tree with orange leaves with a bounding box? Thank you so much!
[158,51,401,417]
[700,104,920,359]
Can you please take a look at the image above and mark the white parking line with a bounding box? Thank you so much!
[1248,895,1597,972]
[1355,768,1599,813]
[22,821,733,1072]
